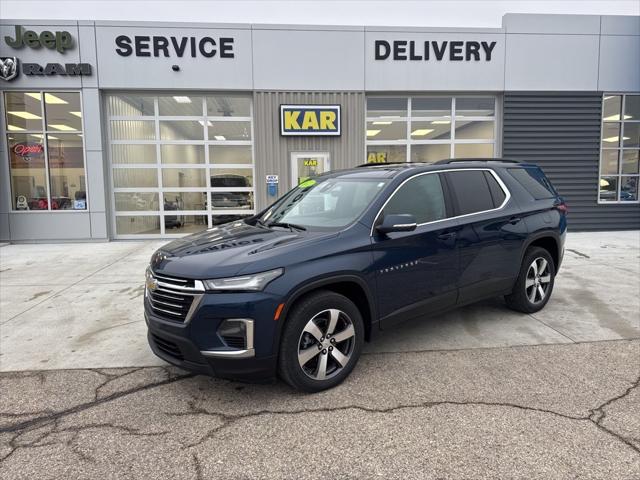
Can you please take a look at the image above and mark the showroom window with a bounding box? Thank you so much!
[4,91,87,211]
[106,93,255,237]
[599,94,639,203]
[365,96,497,164]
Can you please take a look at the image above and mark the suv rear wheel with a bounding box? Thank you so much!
[505,246,556,313]
[278,290,364,392]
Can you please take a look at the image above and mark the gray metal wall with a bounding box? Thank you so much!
[252,91,365,210]
[502,92,640,231]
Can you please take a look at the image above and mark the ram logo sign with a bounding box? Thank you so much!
[280,105,341,136]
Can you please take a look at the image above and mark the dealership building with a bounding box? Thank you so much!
[0,13,638,241]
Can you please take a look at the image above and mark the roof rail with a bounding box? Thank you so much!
[434,158,520,165]
[355,162,412,168]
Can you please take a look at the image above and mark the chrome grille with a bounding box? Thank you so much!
[145,269,204,323]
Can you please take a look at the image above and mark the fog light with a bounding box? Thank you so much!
[217,319,254,351]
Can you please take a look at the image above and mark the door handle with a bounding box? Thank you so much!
[508,216,522,225]
[437,231,457,240]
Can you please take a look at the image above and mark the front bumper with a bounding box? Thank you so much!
[145,290,281,382]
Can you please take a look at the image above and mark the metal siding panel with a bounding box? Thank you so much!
[502,92,640,231]
[253,91,365,210]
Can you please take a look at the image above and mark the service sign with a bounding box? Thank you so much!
[280,105,341,136]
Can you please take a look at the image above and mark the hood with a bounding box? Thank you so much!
[150,221,336,279]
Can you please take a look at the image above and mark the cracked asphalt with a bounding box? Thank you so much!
[1,231,639,478]
[1,340,639,479]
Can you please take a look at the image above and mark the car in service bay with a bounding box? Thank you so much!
[145,159,567,392]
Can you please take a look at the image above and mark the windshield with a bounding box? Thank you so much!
[260,178,388,230]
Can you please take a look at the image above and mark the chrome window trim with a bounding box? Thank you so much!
[370,167,511,236]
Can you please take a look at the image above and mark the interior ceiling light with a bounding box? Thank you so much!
[173,96,192,103]
[411,129,435,136]
[70,111,83,118]
[603,114,632,121]
[49,124,76,131]
[198,120,213,127]
[7,125,26,131]
[214,135,226,141]
[366,130,381,137]
[48,135,59,140]
[431,120,451,124]
[372,121,392,125]
[44,93,68,104]
[8,111,42,120]
[25,93,42,100]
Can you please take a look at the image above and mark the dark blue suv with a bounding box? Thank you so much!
[145,159,567,392]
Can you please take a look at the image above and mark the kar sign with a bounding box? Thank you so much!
[280,105,341,136]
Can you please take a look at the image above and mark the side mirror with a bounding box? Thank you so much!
[376,214,417,234]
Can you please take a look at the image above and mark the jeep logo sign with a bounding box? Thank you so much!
[5,25,74,53]
[280,105,341,136]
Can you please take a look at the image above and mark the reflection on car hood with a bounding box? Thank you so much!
[150,221,335,279]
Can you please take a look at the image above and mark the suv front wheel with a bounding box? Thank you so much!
[505,246,556,314]
[278,290,364,392]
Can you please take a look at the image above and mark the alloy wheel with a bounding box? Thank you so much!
[297,309,356,380]
[525,257,552,304]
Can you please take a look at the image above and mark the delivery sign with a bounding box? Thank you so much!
[280,105,341,136]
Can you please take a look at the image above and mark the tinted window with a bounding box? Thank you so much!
[509,167,556,199]
[446,170,494,215]
[484,171,506,207]
[382,174,447,224]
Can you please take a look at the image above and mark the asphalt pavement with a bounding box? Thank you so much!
[0,231,639,478]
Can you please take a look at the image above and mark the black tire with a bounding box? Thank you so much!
[505,246,556,314]
[278,290,364,392]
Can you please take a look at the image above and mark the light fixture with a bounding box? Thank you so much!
[8,111,42,120]
[173,96,192,103]
[29,134,44,139]
[44,93,68,104]
[77,134,83,138]
[214,135,226,141]
[49,124,76,131]
[603,96,615,101]
[25,93,42,100]
[48,135,59,140]
[372,121,392,125]
[70,111,82,118]
[198,120,213,127]
[603,114,632,121]
[7,125,26,131]
[366,129,381,137]
[379,115,401,119]
[602,136,630,143]
[411,129,435,136]
[431,120,451,125]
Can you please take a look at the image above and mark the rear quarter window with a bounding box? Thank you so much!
[508,167,557,200]
[446,170,496,215]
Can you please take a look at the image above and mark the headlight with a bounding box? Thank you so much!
[203,268,283,291]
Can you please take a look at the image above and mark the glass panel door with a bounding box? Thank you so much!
[290,152,330,188]
[106,93,255,238]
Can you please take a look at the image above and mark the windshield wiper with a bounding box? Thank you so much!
[267,222,307,232]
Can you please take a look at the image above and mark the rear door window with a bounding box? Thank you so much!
[483,171,506,207]
[445,170,496,215]
[508,167,556,199]
[382,173,447,224]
